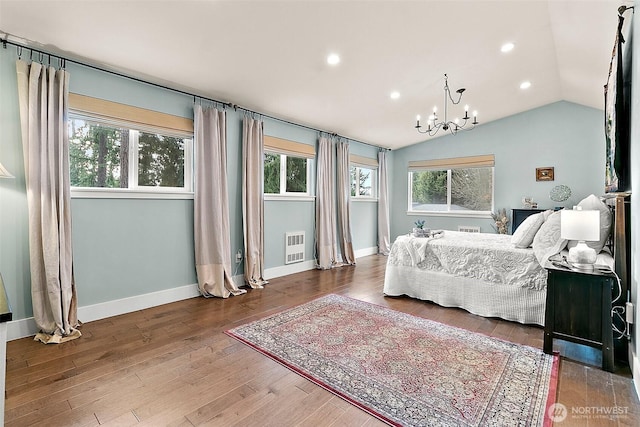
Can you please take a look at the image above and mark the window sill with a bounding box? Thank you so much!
[407,210,493,219]
[71,188,194,200]
[264,194,315,202]
[351,197,378,203]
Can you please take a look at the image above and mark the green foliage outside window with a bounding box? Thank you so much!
[138,132,184,187]
[410,167,492,212]
[264,152,308,194]
[68,118,187,189]
[350,166,373,197]
[69,120,126,188]
[412,170,447,205]
[285,156,307,193]
[264,153,281,194]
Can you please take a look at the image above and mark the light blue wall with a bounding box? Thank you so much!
[1,47,34,320]
[389,101,606,239]
[0,46,380,322]
[349,141,380,251]
[71,199,196,306]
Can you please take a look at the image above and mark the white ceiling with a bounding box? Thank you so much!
[0,0,631,149]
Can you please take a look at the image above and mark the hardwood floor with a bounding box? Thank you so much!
[5,255,640,426]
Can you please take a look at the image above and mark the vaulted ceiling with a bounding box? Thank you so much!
[0,0,630,149]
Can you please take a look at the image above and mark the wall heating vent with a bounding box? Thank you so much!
[285,231,305,264]
[458,226,481,233]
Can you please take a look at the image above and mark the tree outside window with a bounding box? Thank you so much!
[68,117,191,191]
[350,166,375,198]
[409,167,492,212]
[264,152,309,195]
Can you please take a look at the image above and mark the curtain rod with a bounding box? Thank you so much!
[1,37,388,151]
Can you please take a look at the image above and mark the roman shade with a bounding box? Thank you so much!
[408,154,494,171]
[264,135,315,158]
[69,93,193,135]
[349,154,378,168]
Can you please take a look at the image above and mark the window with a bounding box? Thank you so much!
[264,152,310,195]
[350,166,376,198]
[67,93,194,196]
[408,155,494,215]
[68,117,192,192]
[349,154,378,199]
[263,135,315,197]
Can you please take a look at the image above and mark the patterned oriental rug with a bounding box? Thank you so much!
[226,294,559,426]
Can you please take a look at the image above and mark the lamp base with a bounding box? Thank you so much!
[567,241,597,271]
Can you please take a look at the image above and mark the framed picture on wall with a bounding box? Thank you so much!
[536,167,554,182]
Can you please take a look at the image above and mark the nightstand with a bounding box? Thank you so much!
[543,266,616,372]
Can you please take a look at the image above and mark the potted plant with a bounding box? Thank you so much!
[413,220,429,237]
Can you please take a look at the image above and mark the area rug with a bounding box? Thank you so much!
[225,294,558,426]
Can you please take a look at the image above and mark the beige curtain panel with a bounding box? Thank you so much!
[193,105,245,298]
[377,150,391,255]
[16,60,81,344]
[242,116,268,288]
[336,140,356,265]
[316,136,338,269]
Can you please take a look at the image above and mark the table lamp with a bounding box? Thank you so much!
[560,207,600,270]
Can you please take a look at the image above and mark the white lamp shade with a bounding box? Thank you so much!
[560,209,600,242]
[0,162,14,179]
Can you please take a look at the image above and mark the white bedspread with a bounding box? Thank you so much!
[387,231,547,290]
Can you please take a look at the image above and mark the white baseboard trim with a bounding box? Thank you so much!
[265,260,316,280]
[7,283,201,341]
[355,246,378,258]
[263,248,379,281]
[6,252,379,341]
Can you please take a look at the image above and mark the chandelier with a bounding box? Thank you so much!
[415,74,478,136]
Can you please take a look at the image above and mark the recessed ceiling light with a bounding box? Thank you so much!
[520,81,532,90]
[390,91,400,100]
[327,53,340,65]
[501,42,515,53]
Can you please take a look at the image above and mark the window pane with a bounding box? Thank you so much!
[350,166,357,196]
[264,153,281,194]
[359,167,372,196]
[451,167,493,211]
[138,132,185,187]
[69,118,127,188]
[411,170,447,211]
[285,156,307,193]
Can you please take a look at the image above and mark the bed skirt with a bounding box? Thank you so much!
[383,265,546,326]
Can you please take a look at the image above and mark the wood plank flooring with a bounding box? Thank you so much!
[5,255,640,426]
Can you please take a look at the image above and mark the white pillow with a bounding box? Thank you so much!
[566,194,612,254]
[511,212,545,248]
[532,210,567,265]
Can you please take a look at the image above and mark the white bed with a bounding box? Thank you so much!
[383,196,615,326]
[384,231,549,325]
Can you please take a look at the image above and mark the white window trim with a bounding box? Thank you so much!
[407,167,495,216]
[264,194,315,202]
[68,113,194,197]
[71,188,194,200]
